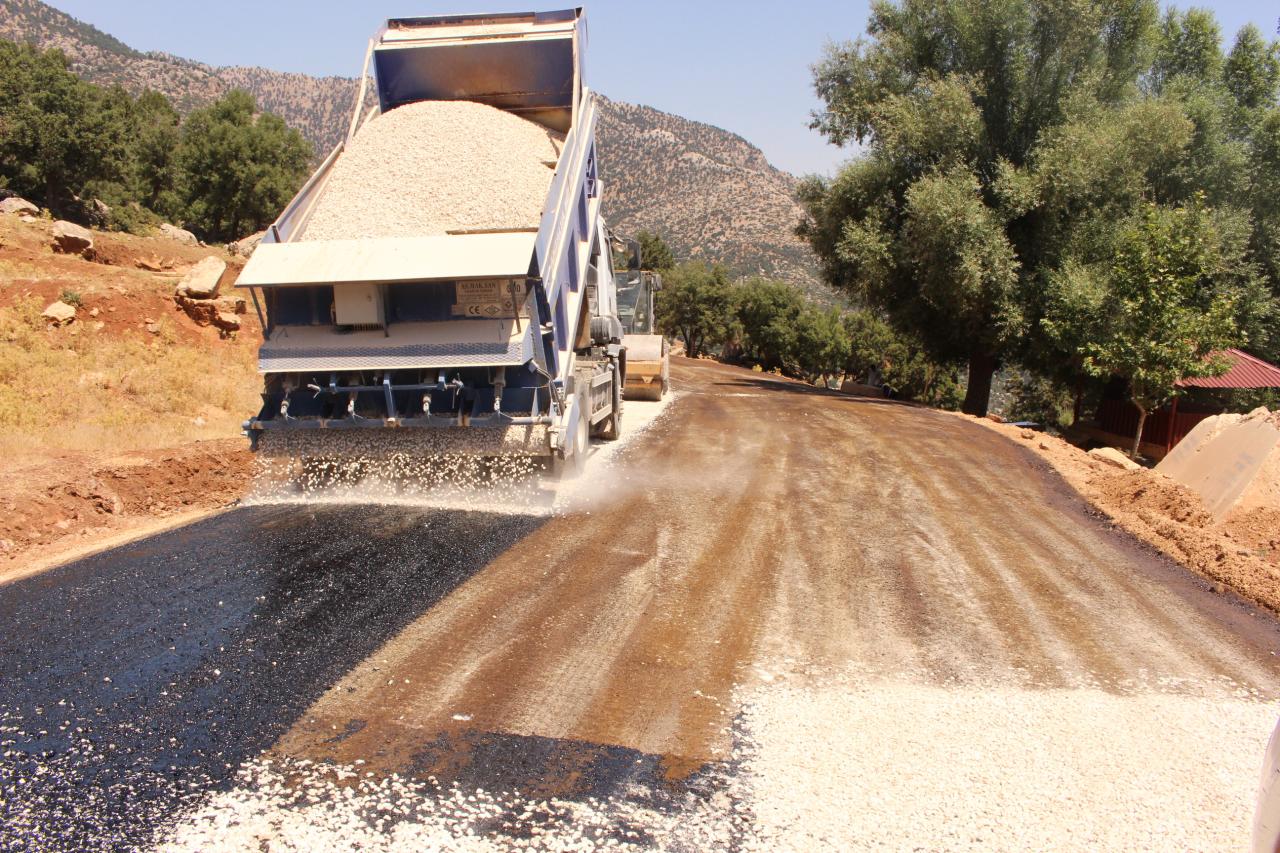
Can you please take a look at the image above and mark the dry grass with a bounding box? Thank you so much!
[0,296,260,455]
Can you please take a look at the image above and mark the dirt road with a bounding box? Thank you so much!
[4,358,1280,851]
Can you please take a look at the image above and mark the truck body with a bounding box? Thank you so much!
[235,8,623,472]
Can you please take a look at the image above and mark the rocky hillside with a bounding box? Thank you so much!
[597,97,822,296]
[0,0,825,296]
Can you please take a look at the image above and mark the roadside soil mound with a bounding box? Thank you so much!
[0,214,260,581]
[0,440,251,583]
[967,417,1280,613]
[1156,408,1280,519]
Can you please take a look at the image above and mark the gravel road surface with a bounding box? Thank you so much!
[4,358,1280,851]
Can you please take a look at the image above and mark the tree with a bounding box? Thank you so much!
[1043,199,1238,458]
[636,230,676,272]
[801,0,1158,416]
[179,90,312,242]
[733,277,805,371]
[654,262,733,357]
[1151,8,1225,90]
[791,307,851,385]
[1224,24,1280,110]
[0,43,132,214]
[131,90,182,214]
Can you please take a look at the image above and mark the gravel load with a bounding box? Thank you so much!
[301,100,563,241]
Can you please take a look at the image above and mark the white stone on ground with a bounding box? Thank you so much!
[155,670,1276,852]
[302,100,563,242]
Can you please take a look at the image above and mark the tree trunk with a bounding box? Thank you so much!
[961,352,998,417]
[1130,403,1147,460]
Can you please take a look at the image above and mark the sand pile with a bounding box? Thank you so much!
[1157,407,1280,520]
[302,100,563,241]
[967,414,1280,613]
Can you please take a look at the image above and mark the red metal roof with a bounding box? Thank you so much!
[1176,349,1280,389]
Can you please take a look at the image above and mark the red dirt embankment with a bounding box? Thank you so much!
[966,417,1280,613]
[0,441,251,584]
[0,212,260,581]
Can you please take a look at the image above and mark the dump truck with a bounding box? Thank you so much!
[613,237,669,401]
[235,9,624,477]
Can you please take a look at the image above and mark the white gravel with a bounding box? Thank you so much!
[302,100,563,241]
[155,670,1276,852]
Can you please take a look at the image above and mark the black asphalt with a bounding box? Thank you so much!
[0,505,543,853]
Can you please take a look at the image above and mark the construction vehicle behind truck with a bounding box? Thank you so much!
[613,238,669,401]
[235,8,624,479]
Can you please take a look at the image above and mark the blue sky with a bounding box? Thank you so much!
[46,1,1278,176]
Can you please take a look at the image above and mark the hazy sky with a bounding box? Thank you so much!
[46,1,1279,176]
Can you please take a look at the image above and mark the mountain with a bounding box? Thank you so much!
[0,0,826,297]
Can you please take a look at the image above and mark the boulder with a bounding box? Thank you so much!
[175,295,218,327]
[51,221,93,256]
[175,256,226,300]
[1088,447,1142,471]
[0,197,38,217]
[41,301,76,326]
[214,312,241,335]
[228,230,267,258]
[159,223,199,246]
[216,295,248,315]
[85,198,111,228]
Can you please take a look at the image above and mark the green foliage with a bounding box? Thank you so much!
[804,0,1159,416]
[636,230,676,272]
[733,278,805,371]
[0,44,309,241]
[58,288,82,307]
[1008,374,1074,428]
[804,0,1280,422]
[842,309,962,406]
[654,262,734,358]
[1224,25,1280,111]
[1152,8,1224,89]
[179,90,312,242]
[1043,199,1240,456]
[0,43,131,213]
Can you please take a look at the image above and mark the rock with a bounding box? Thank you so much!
[1020,429,1036,439]
[175,294,218,326]
[85,198,111,228]
[214,312,241,335]
[89,307,100,317]
[216,295,248,315]
[18,214,36,223]
[159,222,199,246]
[0,197,38,216]
[986,413,1005,423]
[1088,447,1142,471]
[145,322,161,335]
[51,221,93,256]
[92,321,105,332]
[41,301,77,326]
[228,230,267,258]
[137,256,173,272]
[175,256,226,299]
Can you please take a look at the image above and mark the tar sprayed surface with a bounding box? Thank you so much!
[0,505,542,851]
[7,360,1280,851]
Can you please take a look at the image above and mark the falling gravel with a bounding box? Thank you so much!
[302,100,563,241]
